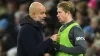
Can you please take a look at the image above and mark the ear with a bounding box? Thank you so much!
[67,11,70,14]
[32,12,36,17]
[32,12,35,16]
[65,11,70,15]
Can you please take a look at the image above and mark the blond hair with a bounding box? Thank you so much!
[57,1,75,14]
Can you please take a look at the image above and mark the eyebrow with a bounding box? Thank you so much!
[57,11,61,12]
[41,12,45,13]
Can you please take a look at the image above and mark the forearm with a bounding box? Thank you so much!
[36,38,53,54]
[59,45,86,54]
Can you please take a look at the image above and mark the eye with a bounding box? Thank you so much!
[58,11,62,13]
[40,12,45,15]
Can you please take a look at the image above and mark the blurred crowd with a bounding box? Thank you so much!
[0,0,100,56]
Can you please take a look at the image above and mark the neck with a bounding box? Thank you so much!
[64,16,73,24]
[29,14,36,21]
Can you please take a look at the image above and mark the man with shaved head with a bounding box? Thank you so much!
[17,2,58,56]
[29,2,46,22]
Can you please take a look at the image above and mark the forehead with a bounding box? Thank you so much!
[40,6,46,12]
[57,7,63,12]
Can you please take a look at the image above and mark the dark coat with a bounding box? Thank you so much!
[17,15,53,56]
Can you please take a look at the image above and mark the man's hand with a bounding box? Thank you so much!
[50,34,58,41]
[44,53,51,56]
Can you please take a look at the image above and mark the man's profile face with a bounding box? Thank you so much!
[57,7,68,24]
[35,6,46,22]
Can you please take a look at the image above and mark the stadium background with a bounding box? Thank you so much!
[0,0,100,56]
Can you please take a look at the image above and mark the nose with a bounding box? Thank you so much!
[44,14,46,17]
[57,13,59,17]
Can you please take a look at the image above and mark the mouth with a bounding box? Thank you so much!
[41,20,44,22]
[40,20,46,25]
[58,17,60,20]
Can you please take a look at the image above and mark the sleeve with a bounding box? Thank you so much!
[18,25,53,56]
[55,26,86,54]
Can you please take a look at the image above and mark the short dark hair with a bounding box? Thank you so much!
[57,1,75,15]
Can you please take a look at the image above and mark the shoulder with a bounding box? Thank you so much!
[19,24,38,36]
[18,24,38,39]
[70,25,84,37]
[20,24,37,31]
[71,25,83,32]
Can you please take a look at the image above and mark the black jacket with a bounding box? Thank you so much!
[17,15,53,56]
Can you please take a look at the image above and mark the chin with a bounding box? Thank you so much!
[59,20,62,23]
[59,21,64,24]
[40,20,45,24]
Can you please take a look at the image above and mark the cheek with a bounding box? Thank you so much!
[59,14,63,18]
[40,15,43,19]
[61,14,65,19]
[38,15,42,19]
